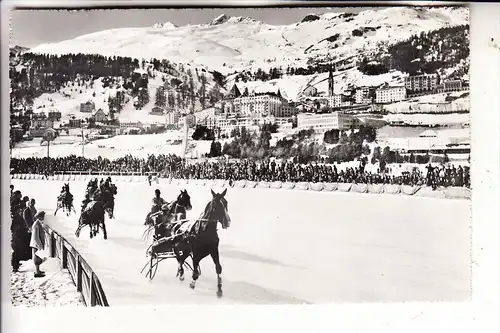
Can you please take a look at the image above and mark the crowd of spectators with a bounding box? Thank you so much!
[176,159,470,188]
[10,184,47,277]
[10,154,470,188]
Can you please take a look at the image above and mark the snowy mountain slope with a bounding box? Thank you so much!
[29,7,468,75]
[227,67,408,100]
[13,47,225,125]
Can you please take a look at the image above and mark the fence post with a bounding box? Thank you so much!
[61,240,68,269]
[50,232,56,257]
[90,272,97,306]
[76,255,83,292]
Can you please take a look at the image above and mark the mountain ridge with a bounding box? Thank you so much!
[28,6,468,75]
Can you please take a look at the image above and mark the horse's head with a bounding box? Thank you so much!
[177,189,192,212]
[203,189,230,229]
[105,206,113,218]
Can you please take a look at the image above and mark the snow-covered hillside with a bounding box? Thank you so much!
[32,63,222,124]
[29,7,468,75]
[228,68,407,100]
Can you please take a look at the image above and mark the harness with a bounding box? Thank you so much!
[82,200,98,215]
[58,191,73,206]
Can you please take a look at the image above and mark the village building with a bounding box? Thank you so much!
[296,112,355,133]
[404,73,439,93]
[119,120,143,129]
[48,109,62,121]
[233,91,287,118]
[30,117,54,130]
[149,106,165,116]
[443,79,464,92]
[165,111,180,127]
[91,109,108,122]
[355,86,376,104]
[69,118,83,128]
[195,106,221,125]
[375,86,407,103]
[279,104,298,117]
[80,101,96,113]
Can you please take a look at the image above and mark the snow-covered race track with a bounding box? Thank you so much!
[12,179,471,305]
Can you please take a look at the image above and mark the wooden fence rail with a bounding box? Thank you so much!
[41,224,109,307]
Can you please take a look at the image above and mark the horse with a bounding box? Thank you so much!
[75,200,107,240]
[54,183,76,216]
[144,189,192,227]
[86,178,98,193]
[172,189,231,298]
[93,183,117,219]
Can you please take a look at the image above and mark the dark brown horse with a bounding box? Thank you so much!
[54,183,75,216]
[144,189,192,228]
[75,200,107,239]
[173,189,231,297]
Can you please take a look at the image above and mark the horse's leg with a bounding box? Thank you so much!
[75,224,82,237]
[190,252,200,277]
[189,253,201,289]
[190,246,208,290]
[174,247,185,281]
[174,243,191,281]
[102,220,108,240]
[54,205,59,216]
[89,224,93,239]
[210,242,223,297]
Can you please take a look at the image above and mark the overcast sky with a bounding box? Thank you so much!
[10,6,376,48]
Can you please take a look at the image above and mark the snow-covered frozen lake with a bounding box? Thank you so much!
[11,179,471,304]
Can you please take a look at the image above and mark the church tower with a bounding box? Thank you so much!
[328,64,335,97]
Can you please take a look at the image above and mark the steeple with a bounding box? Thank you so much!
[328,63,335,97]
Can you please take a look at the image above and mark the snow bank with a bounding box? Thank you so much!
[11,173,470,200]
[10,258,85,307]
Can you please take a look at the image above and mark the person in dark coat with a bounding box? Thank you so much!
[28,198,37,218]
[10,191,23,271]
[23,199,35,230]
[11,194,31,272]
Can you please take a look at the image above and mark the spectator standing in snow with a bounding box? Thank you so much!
[11,193,31,272]
[28,198,37,219]
[23,198,36,230]
[30,211,47,278]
